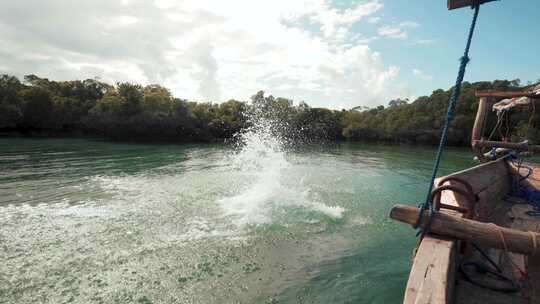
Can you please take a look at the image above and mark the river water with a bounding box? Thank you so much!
[0,130,474,303]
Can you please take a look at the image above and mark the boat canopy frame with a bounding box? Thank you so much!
[448,0,498,10]
[472,90,540,162]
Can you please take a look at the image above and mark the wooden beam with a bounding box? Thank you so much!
[390,204,540,255]
[448,0,497,10]
[471,97,488,143]
[475,90,537,98]
[404,237,457,304]
[472,140,540,152]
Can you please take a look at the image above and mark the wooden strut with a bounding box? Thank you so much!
[475,90,538,98]
[471,97,489,161]
[472,139,540,152]
[447,0,497,10]
[390,204,540,255]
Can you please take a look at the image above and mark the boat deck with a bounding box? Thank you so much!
[455,196,540,304]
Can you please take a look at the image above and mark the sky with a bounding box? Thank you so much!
[0,0,538,109]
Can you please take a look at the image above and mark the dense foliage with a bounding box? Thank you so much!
[1,74,538,145]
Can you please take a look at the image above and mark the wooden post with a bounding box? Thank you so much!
[471,97,489,161]
[471,97,488,143]
[390,204,540,255]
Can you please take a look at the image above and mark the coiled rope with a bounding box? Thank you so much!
[417,3,481,236]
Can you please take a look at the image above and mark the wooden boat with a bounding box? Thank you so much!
[390,88,540,303]
[389,1,540,302]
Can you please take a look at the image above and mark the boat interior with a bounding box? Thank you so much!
[404,158,540,304]
[397,87,540,304]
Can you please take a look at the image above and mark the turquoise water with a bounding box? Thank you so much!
[0,137,474,304]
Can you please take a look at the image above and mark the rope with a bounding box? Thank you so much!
[529,231,537,253]
[487,110,505,142]
[494,224,527,277]
[496,226,509,253]
[417,3,481,236]
[529,99,536,129]
[460,242,520,293]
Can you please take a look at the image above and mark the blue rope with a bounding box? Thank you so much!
[417,4,481,236]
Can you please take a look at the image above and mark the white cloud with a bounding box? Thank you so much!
[412,69,432,80]
[307,0,383,38]
[378,25,407,39]
[0,0,408,108]
[377,20,419,40]
[368,16,380,24]
[399,21,419,28]
[113,15,139,26]
[414,38,437,45]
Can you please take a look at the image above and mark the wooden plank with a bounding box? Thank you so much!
[449,161,540,304]
[509,203,540,304]
[454,280,529,304]
[404,236,457,304]
[454,200,532,304]
[472,140,540,153]
[403,181,461,304]
[448,0,497,10]
[528,255,540,304]
[500,164,540,302]
[439,159,510,221]
[440,158,509,195]
[509,162,540,190]
[475,90,537,98]
[475,175,511,221]
[390,204,540,255]
[402,159,512,304]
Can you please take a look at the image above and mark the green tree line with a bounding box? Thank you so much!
[0,74,538,145]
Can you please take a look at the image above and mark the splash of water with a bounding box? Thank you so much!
[218,110,344,226]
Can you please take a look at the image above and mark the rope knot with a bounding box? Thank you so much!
[415,201,435,238]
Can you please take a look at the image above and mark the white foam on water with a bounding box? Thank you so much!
[311,202,345,219]
[218,114,345,225]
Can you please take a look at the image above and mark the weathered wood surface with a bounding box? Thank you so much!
[456,196,540,304]
[447,0,497,10]
[401,159,540,304]
[509,161,540,191]
[529,251,540,304]
[402,178,463,304]
[437,158,510,221]
[472,140,540,153]
[391,204,540,255]
[402,159,511,304]
[439,158,509,195]
[455,280,530,304]
[471,97,489,161]
[509,203,540,304]
[404,237,456,304]
[475,90,537,98]
[454,199,531,304]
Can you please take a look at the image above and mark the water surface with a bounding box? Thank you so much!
[0,137,474,303]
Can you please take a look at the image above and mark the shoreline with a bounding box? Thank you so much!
[0,133,473,149]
